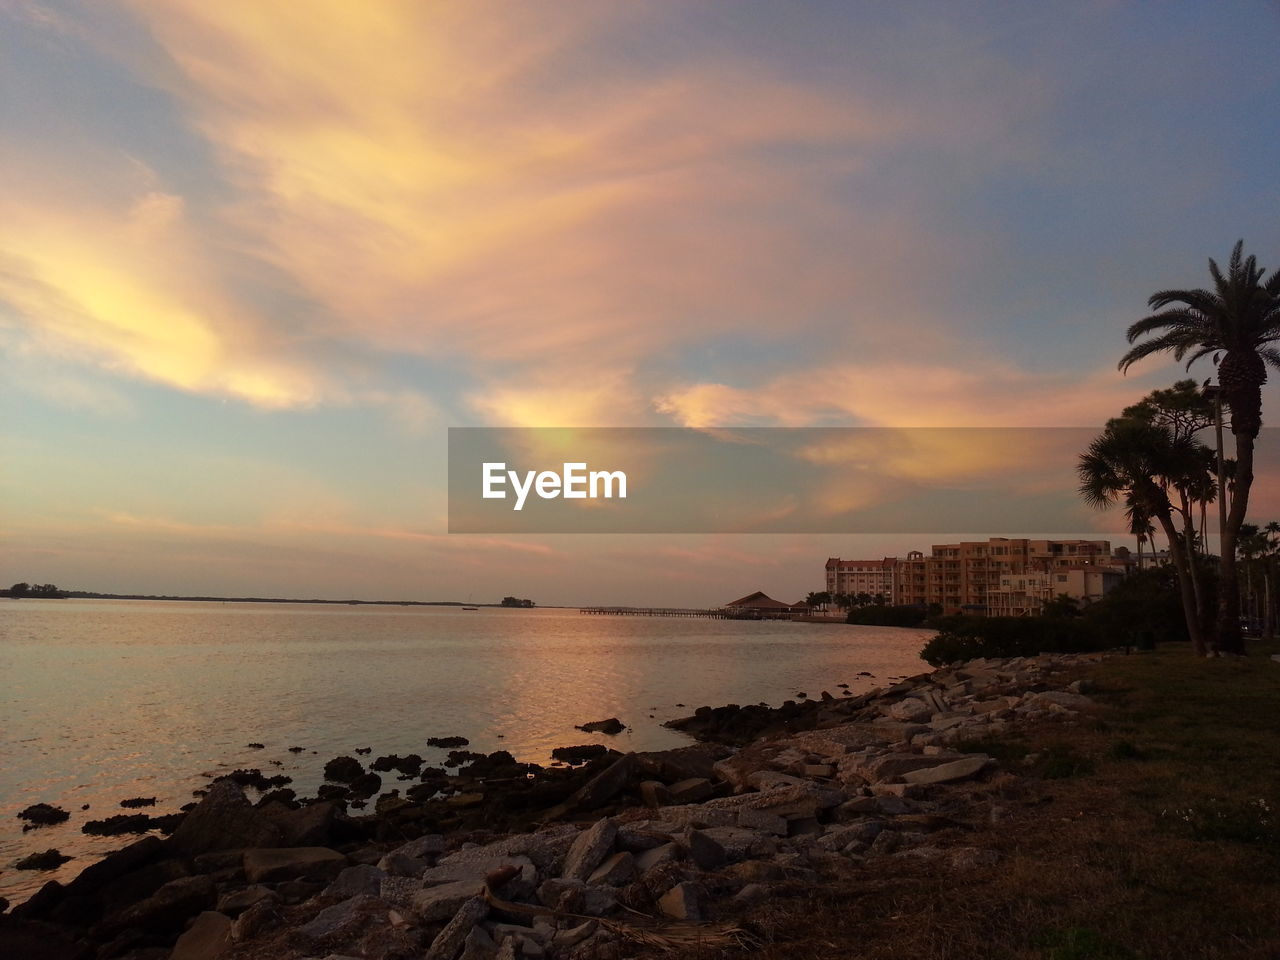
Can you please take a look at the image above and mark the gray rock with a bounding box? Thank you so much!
[298,894,376,940]
[667,778,714,803]
[414,879,488,923]
[229,898,282,942]
[561,818,617,880]
[380,874,421,906]
[553,919,598,949]
[657,881,702,920]
[459,924,499,960]
[170,910,232,960]
[733,883,768,903]
[885,698,932,723]
[634,842,680,872]
[685,830,726,871]
[425,895,489,960]
[324,863,384,899]
[438,825,578,873]
[214,885,277,918]
[899,755,990,785]
[586,851,635,886]
[394,834,447,859]
[378,851,430,876]
[422,854,537,900]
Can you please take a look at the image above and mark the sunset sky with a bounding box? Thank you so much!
[3,1,1279,605]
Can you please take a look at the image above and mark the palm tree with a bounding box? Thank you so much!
[1079,418,1211,654]
[1119,241,1280,654]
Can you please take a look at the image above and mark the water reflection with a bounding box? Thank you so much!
[0,600,929,902]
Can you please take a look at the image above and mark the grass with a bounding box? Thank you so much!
[667,641,1280,960]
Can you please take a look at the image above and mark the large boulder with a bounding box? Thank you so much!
[170,910,232,960]
[109,875,216,935]
[170,780,284,855]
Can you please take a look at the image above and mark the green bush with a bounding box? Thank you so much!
[919,615,1109,666]
[846,603,929,627]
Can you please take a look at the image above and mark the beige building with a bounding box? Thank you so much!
[824,557,895,600]
[829,538,1121,616]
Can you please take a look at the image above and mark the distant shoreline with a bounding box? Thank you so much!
[6,592,544,608]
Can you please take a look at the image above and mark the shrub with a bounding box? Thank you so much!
[846,603,929,627]
[919,614,1109,666]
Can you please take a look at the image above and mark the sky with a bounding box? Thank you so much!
[2,1,1280,606]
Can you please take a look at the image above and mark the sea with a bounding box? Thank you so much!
[0,599,931,904]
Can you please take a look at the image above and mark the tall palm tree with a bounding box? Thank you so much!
[1119,241,1280,654]
[1079,418,1211,654]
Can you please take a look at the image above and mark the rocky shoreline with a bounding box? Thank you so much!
[3,653,1104,960]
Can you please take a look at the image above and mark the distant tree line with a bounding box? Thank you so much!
[500,596,536,608]
[5,582,64,598]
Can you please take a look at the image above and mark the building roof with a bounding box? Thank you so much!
[724,591,806,610]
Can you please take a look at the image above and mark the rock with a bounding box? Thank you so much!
[18,804,71,827]
[437,825,579,874]
[348,772,383,797]
[553,919,598,949]
[394,834,447,859]
[15,849,72,870]
[427,736,471,749]
[215,885,277,917]
[548,755,639,819]
[886,699,933,723]
[242,847,347,884]
[667,778,714,803]
[170,779,284,855]
[460,924,499,960]
[586,852,635,886]
[685,830,726,871]
[323,756,366,783]
[425,896,489,960]
[379,851,430,876]
[638,781,671,808]
[899,755,990,785]
[63,835,164,898]
[230,897,283,942]
[551,744,609,764]
[634,843,681,872]
[700,826,776,861]
[299,894,376,939]
[576,718,625,735]
[260,799,340,846]
[422,855,537,900]
[111,875,216,934]
[1030,690,1093,710]
[324,864,384,899]
[170,911,232,960]
[635,744,732,783]
[657,881,702,921]
[414,880,488,923]
[561,818,617,880]
[734,883,769,902]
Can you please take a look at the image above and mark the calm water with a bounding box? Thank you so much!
[0,599,930,903]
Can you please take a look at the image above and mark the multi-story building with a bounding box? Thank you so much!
[824,557,896,600]
[829,537,1119,616]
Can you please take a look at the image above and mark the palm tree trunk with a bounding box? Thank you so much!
[1217,430,1254,655]
[1157,509,1205,656]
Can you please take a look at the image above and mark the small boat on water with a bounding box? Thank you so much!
[462,605,478,611]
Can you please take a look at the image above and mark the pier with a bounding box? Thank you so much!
[578,606,803,620]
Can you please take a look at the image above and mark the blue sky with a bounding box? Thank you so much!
[2,1,1279,604]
